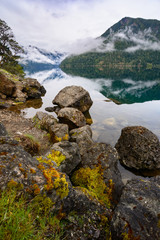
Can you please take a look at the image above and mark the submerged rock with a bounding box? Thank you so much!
[115,126,160,172]
[111,177,160,240]
[52,85,93,112]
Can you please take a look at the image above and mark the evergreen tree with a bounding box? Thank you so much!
[0,19,24,76]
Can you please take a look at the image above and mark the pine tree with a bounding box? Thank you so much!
[0,19,24,76]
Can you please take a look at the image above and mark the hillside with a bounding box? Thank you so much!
[60,17,160,80]
[20,45,65,75]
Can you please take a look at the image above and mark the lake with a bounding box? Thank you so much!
[18,67,160,181]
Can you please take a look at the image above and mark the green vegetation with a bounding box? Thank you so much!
[61,50,160,80]
[61,17,160,80]
[0,19,24,76]
[0,188,64,240]
[71,166,113,208]
[101,17,160,39]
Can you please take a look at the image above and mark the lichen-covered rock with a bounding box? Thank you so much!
[62,187,111,240]
[33,111,57,131]
[111,177,160,240]
[75,142,123,206]
[70,125,94,156]
[52,85,93,112]
[49,123,69,143]
[115,126,160,172]
[23,78,46,99]
[50,141,81,175]
[0,123,70,210]
[58,107,86,129]
[0,69,46,102]
[0,69,16,96]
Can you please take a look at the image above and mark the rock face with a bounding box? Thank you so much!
[58,107,86,129]
[33,111,57,131]
[115,126,160,171]
[52,85,93,112]
[111,177,160,240]
[0,69,46,103]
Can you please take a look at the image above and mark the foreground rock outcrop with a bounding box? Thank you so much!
[1,84,160,240]
[115,126,160,172]
[0,69,46,104]
[111,177,160,240]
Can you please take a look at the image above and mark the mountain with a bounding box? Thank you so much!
[60,17,160,80]
[20,45,66,75]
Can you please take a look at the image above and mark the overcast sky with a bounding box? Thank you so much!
[1,0,160,52]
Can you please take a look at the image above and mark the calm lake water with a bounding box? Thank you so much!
[19,67,160,182]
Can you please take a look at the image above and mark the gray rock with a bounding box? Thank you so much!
[33,111,57,131]
[70,125,94,156]
[58,107,86,129]
[81,142,124,205]
[23,78,46,99]
[115,126,160,172]
[52,85,93,112]
[111,177,160,240]
[62,187,111,240]
[51,141,81,175]
[49,123,69,143]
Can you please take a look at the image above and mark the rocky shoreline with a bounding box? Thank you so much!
[0,71,160,239]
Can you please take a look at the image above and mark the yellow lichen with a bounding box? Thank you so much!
[7,179,18,188]
[37,150,66,167]
[71,166,114,208]
[7,179,23,190]
[32,184,41,195]
[47,150,66,167]
[30,168,36,174]
[43,167,69,198]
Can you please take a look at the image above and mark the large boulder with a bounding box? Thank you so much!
[52,85,93,112]
[58,107,86,129]
[115,126,160,172]
[111,177,160,240]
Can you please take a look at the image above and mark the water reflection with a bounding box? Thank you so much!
[22,67,160,147]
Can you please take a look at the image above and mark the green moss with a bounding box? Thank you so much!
[0,188,64,239]
[71,166,113,208]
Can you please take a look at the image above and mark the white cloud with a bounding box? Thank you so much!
[0,0,160,52]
